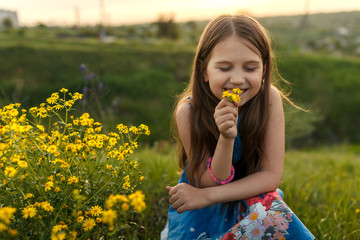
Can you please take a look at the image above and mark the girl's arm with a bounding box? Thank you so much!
[168,86,285,213]
[175,98,238,188]
[209,86,285,201]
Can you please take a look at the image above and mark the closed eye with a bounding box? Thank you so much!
[219,67,231,71]
[245,67,257,71]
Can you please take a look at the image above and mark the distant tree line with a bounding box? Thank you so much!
[154,13,180,39]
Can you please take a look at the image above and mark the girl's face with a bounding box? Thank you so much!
[204,35,264,107]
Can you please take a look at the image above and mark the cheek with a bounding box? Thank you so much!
[253,74,263,87]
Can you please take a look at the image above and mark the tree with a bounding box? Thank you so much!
[2,18,13,29]
[155,13,180,39]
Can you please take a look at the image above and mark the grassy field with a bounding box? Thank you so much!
[1,12,360,239]
[132,144,360,239]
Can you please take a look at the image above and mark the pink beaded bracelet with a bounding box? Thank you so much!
[207,157,235,185]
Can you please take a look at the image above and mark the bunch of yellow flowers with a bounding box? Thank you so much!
[222,88,243,104]
[0,89,149,239]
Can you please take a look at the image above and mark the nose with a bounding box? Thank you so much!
[229,70,245,85]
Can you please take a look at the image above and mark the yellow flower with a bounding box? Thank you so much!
[129,126,139,134]
[116,124,128,134]
[51,225,62,234]
[51,233,66,240]
[222,88,243,103]
[51,92,59,99]
[0,222,8,231]
[65,100,75,107]
[47,145,58,154]
[129,190,146,212]
[82,218,96,231]
[122,181,130,190]
[77,216,84,223]
[67,176,79,185]
[68,231,77,240]
[41,201,54,212]
[8,229,18,236]
[22,206,37,219]
[101,209,117,226]
[4,166,17,177]
[89,205,103,217]
[25,193,34,199]
[37,107,48,118]
[87,139,96,147]
[54,187,60,192]
[36,124,45,132]
[139,124,150,135]
[17,160,28,168]
[121,203,129,211]
[108,137,117,146]
[0,207,17,224]
[54,104,64,111]
[44,181,54,191]
[72,92,83,100]
[46,97,57,105]
[59,88,68,93]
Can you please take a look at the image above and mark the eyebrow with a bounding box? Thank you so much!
[214,60,261,65]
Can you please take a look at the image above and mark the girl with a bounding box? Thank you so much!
[161,14,315,239]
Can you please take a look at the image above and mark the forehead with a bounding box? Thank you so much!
[210,35,262,62]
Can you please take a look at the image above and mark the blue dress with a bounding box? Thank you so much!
[162,132,315,240]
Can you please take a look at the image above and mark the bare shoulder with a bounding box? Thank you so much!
[269,86,283,114]
[175,97,192,123]
[267,86,284,124]
[175,97,192,153]
[269,85,283,105]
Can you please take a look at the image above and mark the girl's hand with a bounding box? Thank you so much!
[166,183,210,213]
[214,99,239,139]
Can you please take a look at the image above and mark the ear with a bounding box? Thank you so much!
[198,59,209,82]
[262,62,267,76]
[203,71,209,82]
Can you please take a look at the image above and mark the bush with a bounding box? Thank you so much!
[0,89,149,239]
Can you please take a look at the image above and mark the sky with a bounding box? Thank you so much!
[1,0,360,26]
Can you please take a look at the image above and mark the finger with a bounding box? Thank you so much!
[170,196,183,209]
[168,185,178,196]
[215,112,236,125]
[220,120,236,129]
[169,191,180,204]
[165,186,172,192]
[215,98,233,110]
[214,104,238,119]
[177,205,186,214]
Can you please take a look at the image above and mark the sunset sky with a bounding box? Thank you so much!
[1,0,360,26]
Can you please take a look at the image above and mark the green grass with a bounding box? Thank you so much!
[282,145,360,239]
[133,144,360,239]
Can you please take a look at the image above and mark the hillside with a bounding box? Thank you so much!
[0,11,359,146]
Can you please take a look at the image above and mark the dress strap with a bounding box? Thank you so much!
[186,96,192,108]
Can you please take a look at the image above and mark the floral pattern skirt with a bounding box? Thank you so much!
[220,190,307,240]
[163,190,315,240]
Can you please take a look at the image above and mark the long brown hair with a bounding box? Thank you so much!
[173,14,281,185]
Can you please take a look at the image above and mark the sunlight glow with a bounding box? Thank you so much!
[0,0,360,26]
